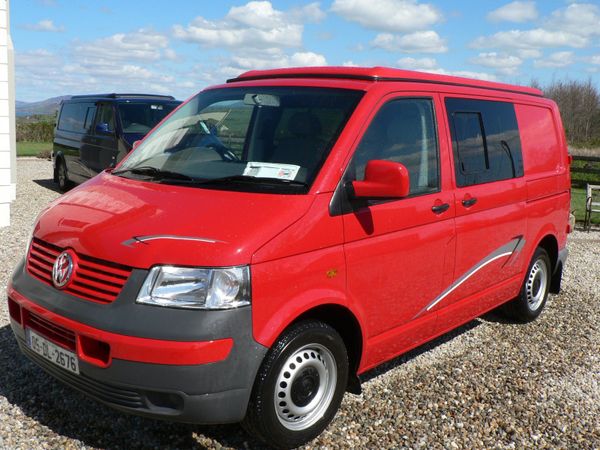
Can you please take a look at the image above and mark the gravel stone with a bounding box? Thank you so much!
[1,159,599,449]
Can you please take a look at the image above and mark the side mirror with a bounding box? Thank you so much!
[95,122,112,134]
[351,160,410,199]
[132,140,142,150]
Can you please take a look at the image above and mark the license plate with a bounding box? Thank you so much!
[26,328,80,375]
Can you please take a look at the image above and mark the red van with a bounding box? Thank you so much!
[7,67,570,449]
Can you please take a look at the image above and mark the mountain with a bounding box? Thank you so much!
[16,96,71,117]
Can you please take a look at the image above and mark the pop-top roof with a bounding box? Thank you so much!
[228,66,543,97]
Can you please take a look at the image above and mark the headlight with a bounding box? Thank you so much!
[136,265,250,310]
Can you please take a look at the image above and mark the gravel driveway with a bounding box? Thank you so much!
[1,159,599,449]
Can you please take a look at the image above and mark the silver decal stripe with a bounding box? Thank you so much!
[414,236,525,319]
[122,235,224,247]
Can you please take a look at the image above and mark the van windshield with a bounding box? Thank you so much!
[114,87,363,194]
[118,102,180,144]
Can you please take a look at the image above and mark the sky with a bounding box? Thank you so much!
[11,0,600,102]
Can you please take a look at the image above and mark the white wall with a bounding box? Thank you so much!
[0,0,14,227]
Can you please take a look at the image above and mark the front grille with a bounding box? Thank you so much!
[27,238,132,304]
[25,310,76,352]
[20,342,145,409]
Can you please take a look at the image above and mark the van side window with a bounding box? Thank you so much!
[57,102,94,133]
[352,98,439,195]
[95,104,115,132]
[446,98,524,187]
[83,106,97,131]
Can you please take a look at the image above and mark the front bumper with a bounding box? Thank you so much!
[7,260,267,424]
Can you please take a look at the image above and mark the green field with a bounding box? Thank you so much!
[17,141,52,157]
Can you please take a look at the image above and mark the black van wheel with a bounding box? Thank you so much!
[57,159,71,192]
[503,247,551,322]
[242,321,348,449]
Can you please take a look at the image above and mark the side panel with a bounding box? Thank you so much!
[251,194,351,348]
[516,103,570,255]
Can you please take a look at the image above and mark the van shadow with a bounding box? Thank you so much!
[32,179,63,194]
[0,325,267,449]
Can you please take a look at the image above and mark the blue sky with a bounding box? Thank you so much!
[11,0,600,102]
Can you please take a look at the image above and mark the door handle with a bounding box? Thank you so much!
[462,197,478,208]
[431,203,450,214]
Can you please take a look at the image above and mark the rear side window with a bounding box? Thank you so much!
[446,98,523,187]
[58,102,94,133]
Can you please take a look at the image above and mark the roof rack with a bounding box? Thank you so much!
[70,93,176,100]
[227,66,544,98]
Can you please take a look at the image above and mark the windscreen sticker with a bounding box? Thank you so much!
[243,162,300,180]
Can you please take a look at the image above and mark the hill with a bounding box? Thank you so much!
[16,96,71,117]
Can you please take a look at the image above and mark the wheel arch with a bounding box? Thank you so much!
[533,233,562,294]
[268,302,365,394]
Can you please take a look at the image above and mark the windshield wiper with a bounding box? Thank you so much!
[190,175,309,188]
[112,166,194,181]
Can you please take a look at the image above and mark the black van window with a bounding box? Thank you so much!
[96,104,115,132]
[351,98,439,196]
[83,106,97,131]
[58,102,93,133]
[452,112,487,173]
[446,98,523,187]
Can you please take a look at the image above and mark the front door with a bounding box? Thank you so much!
[340,94,455,369]
[82,103,118,176]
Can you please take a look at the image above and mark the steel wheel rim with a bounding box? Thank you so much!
[526,258,548,311]
[274,343,337,431]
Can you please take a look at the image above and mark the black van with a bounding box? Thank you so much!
[52,94,181,191]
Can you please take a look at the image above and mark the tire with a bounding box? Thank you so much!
[242,321,348,449]
[56,159,71,192]
[503,247,552,322]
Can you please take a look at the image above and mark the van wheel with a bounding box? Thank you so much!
[503,247,551,322]
[57,160,71,192]
[242,321,348,449]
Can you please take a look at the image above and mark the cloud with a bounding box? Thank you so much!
[372,31,447,53]
[472,29,588,50]
[173,1,324,50]
[72,30,172,62]
[545,2,600,38]
[331,0,442,32]
[220,50,327,79]
[427,69,497,81]
[470,52,523,75]
[589,55,600,65]
[393,57,497,80]
[516,48,542,59]
[24,19,64,32]
[473,2,600,52]
[487,1,538,23]
[396,57,438,70]
[533,51,575,68]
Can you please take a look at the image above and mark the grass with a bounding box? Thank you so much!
[17,141,52,157]
[571,187,600,224]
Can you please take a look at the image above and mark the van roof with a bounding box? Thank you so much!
[228,66,543,98]
[69,93,177,101]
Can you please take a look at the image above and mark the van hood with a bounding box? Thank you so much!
[33,172,314,268]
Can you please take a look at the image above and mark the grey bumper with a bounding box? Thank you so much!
[9,260,268,424]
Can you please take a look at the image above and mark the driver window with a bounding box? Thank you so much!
[96,104,115,132]
[352,98,439,196]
